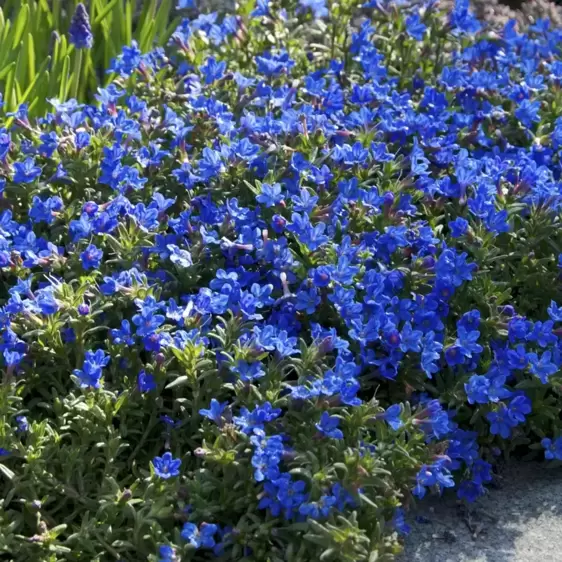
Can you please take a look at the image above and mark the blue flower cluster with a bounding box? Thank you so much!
[3,0,562,560]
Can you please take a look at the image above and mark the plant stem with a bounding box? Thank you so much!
[72,48,83,101]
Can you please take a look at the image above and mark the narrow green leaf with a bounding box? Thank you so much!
[0,463,15,481]
[137,0,157,39]
[165,375,190,389]
[0,60,15,81]
[27,32,35,83]
[3,63,15,113]
[59,54,70,101]
[11,3,29,49]
[139,20,155,53]
[153,0,172,42]
[27,95,39,115]
[14,78,22,102]
[93,0,120,26]
[125,0,133,47]
[0,20,14,69]
[52,0,61,31]
[162,16,183,46]
[20,55,51,105]
[14,42,27,98]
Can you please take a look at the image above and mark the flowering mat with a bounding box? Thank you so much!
[2,1,562,561]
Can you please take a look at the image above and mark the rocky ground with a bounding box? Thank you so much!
[397,462,562,562]
[468,0,562,28]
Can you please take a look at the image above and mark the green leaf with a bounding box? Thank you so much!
[58,54,70,101]
[125,0,133,47]
[165,375,190,389]
[11,2,28,49]
[0,463,15,481]
[19,55,51,105]
[139,19,155,53]
[93,0,120,26]
[152,0,172,44]
[3,62,15,112]
[26,31,35,83]
[0,60,15,80]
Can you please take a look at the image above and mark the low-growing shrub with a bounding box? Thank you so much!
[2,0,562,560]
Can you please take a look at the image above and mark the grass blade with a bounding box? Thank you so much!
[93,0,120,26]
[26,32,35,84]
[11,3,29,49]
[58,54,70,101]
[20,55,51,105]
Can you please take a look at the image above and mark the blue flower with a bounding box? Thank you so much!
[69,3,93,49]
[110,320,135,345]
[455,327,483,359]
[181,522,218,549]
[199,399,228,424]
[515,99,541,128]
[256,50,295,76]
[30,195,63,224]
[528,320,556,348]
[158,545,177,562]
[72,349,109,389]
[449,217,469,237]
[274,475,308,513]
[528,351,558,383]
[16,415,29,432]
[132,310,165,337]
[232,360,265,382]
[486,405,515,439]
[413,461,455,499]
[250,435,284,482]
[167,244,193,268]
[405,14,427,41]
[295,287,321,314]
[507,394,532,424]
[80,244,103,270]
[13,158,41,183]
[78,303,90,316]
[299,495,337,519]
[471,459,493,485]
[198,147,225,179]
[542,437,562,460]
[457,480,485,503]
[256,183,284,208]
[450,0,481,35]
[152,452,181,479]
[233,402,281,434]
[420,331,443,378]
[547,300,562,322]
[199,57,226,84]
[252,0,269,17]
[3,349,23,368]
[399,322,423,353]
[383,404,403,430]
[465,375,491,404]
[298,0,328,18]
[393,507,411,535]
[138,370,156,392]
[315,412,343,439]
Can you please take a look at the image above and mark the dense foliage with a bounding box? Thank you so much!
[2,0,562,560]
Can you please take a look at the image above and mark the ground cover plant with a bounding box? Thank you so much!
[3,0,562,560]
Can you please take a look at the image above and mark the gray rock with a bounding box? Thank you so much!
[398,462,562,562]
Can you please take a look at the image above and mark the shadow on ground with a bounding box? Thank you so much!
[397,462,562,562]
